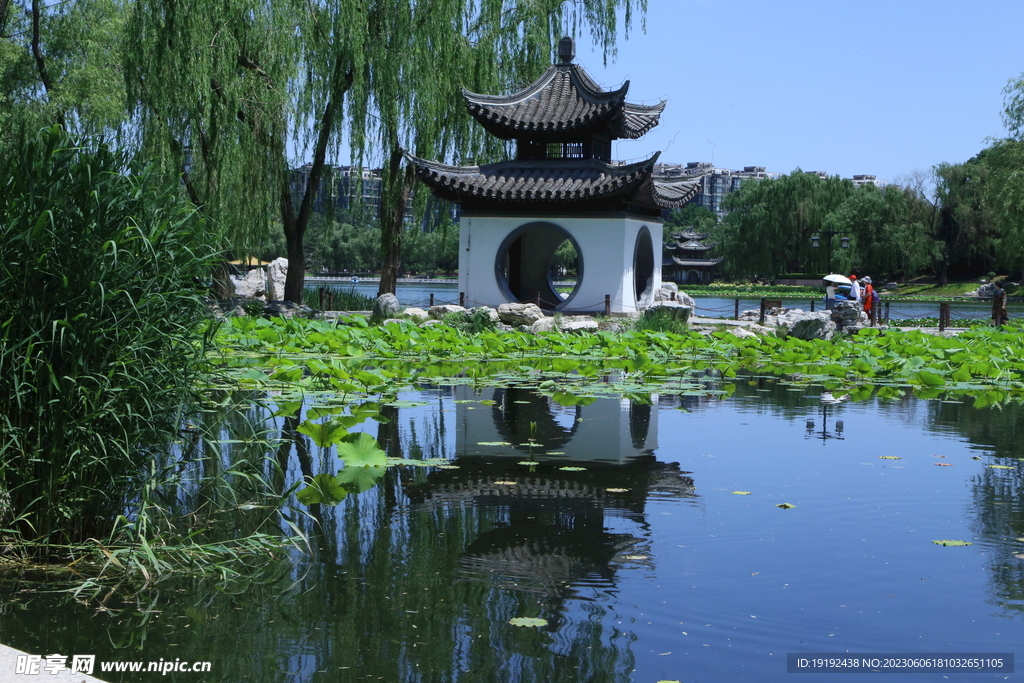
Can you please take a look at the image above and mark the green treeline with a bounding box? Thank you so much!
[674,78,1024,283]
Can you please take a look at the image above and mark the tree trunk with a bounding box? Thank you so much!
[279,61,353,303]
[378,145,415,297]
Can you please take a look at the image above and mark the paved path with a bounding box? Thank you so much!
[0,644,107,683]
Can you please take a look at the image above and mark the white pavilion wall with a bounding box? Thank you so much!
[457,213,663,314]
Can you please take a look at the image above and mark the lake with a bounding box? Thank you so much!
[1,377,1021,682]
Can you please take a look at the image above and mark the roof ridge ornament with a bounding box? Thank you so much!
[558,36,575,64]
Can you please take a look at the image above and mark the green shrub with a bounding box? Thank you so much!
[0,127,217,554]
[303,285,375,311]
[635,307,690,334]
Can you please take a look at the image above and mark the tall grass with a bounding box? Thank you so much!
[0,127,217,556]
[302,284,375,310]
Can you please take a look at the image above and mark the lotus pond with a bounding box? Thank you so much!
[2,318,1023,682]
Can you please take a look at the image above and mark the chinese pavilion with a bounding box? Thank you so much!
[662,228,722,284]
[405,37,703,313]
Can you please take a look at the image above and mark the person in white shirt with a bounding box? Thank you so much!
[849,275,862,306]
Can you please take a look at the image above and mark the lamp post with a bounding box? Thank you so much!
[810,227,850,274]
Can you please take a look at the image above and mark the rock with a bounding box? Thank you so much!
[382,318,407,326]
[831,300,867,330]
[267,257,288,301]
[530,317,556,333]
[264,300,314,319]
[727,327,759,339]
[517,324,532,333]
[646,301,693,323]
[402,307,430,321]
[653,284,696,307]
[371,293,402,323]
[468,306,500,322]
[420,319,445,327]
[498,303,545,326]
[231,268,267,299]
[558,317,599,333]
[884,282,898,291]
[429,304,467,320]
[788,315,836,340]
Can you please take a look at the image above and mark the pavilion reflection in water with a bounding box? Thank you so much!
[406,387,696,603]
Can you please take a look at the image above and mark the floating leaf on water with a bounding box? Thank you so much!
[514,400,531,404]
[879,456,901,460]
[494,481,518,485]
[386,458,451,467]
[546,451,566,455]
[336,432,387,468]
[1015,554,1024,559]
[932,540,972,546]
[296,473,348,506]
[477,441,511,446]
[624,555,648,560]
[988,465,1013,469]
[436,465,460,470]
[972,456,981,460]
[935,463,953,467]
[732,491,752,495]
[606,488,630,493]
[480,400,497,405]
[509,617,548,628]
[657,680,683,683]
[559,466,587,471]
[518,461,540,466]
[776,503,795,509]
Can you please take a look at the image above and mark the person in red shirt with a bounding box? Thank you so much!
[861,276,875,325]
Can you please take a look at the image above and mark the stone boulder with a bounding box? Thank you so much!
[264,300,314,319]
[654,284,696,308]
[429,304,466,320]
[788,315,836,340]
[402,307,430,322]
[371,293,402,323]
[267,257,288,302]
[830,300,867,330]
[231,268,267,299]
[559,317,599,333]
[530,317,557,334]
[498,303,545,326]
[468,306,500,322]
[646,301,693,323]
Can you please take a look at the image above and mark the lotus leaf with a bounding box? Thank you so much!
[508,617,548,628]
[335,432,387,468]
[296,473,348,506]
[932,540,972,546]
[731,491,752,495]
[776,503,795,509]
[336,463,385,493]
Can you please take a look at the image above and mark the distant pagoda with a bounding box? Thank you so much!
[663,228,722,284]
[406,37,703,313]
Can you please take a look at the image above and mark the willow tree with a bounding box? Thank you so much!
[986,74,1024,277]
[126,0,644,302]
[1,0,127,150]
[714,171,854,279]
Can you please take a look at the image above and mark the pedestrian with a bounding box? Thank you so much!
[849,275,862,306]
[992,282,1008,327]
[861,276,876,325]
[824,280,836,310]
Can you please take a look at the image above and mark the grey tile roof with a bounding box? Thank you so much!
[404,151,702,210]
[463,64,664,140]
[669,256,724,267]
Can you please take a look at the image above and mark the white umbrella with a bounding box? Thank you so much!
[822,274,852,285]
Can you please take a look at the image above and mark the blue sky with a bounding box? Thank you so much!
[572,0,1024,183]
